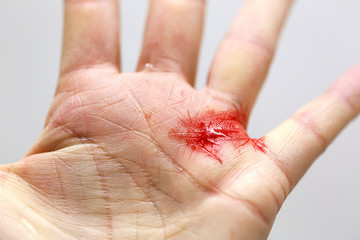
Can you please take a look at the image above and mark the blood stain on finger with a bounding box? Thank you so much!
[168,110,266,164]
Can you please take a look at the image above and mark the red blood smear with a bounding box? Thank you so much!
[168,110,266,164]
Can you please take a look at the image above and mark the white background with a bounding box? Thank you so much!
[0,0,359,239]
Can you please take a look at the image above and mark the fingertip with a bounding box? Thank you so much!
[327,65,360,114]
[263,65,360,185]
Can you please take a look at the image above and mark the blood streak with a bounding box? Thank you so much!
[168,110,266,164]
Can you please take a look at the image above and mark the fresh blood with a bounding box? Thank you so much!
[168,110,266,164]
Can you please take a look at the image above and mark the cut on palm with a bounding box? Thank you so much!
[0,0,360,239]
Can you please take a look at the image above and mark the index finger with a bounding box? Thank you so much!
[265,66,360,185]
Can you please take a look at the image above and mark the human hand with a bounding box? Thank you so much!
[1,0,360,239]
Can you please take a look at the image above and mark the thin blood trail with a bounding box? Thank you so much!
[168,110,266,163]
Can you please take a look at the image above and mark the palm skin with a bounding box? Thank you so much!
[0,69,289,239]
[1,0,360,240]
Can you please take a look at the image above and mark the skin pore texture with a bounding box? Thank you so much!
[1,0,360,239]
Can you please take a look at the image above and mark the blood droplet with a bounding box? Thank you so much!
[168,110,266,164]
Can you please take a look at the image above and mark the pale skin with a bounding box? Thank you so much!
[0,0,360,239]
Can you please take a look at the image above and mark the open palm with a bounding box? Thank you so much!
[1,0,359,239]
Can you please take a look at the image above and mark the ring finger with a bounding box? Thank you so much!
[137,0,206,85]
